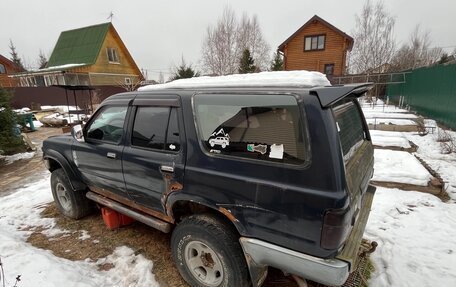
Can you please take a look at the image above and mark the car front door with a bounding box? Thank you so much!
[122,96,185,213]
[72,104,129,197]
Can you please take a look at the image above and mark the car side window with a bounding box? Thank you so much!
[194,94,307,165]
[131,106,181,151]
[86,106,127,143]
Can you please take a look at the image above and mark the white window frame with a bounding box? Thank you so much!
[107,47,120,63]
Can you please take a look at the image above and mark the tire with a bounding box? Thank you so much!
[171,214,251,287]
[50,168,92,219]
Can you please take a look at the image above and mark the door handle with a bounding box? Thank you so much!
[106,152,116,159]
[160,165,174,173]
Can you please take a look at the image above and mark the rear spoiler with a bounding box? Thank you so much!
[310,83,374,108]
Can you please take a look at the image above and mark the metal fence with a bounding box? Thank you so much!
[386,64,456,130]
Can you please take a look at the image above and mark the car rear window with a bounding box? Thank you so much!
[333,100,366,160]
[194,94,307,164]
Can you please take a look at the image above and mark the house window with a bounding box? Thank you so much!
[324,64,335,76]
[125,77,131,85]
[107,47,120,63]
[0,64,5,74]
[304,35,325,51]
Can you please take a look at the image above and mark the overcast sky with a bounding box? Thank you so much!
[1,0,455,81]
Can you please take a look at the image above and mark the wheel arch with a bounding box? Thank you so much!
[44,149,86,191]
[168,195,247,236]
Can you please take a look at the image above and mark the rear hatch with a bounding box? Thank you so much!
[332,99,375,270]
[333,99,374,199]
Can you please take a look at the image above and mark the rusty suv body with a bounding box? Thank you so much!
[43,82,375,287]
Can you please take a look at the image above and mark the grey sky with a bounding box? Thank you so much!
[1,0,455,81]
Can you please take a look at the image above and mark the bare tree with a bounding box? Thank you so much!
[116,77,142,91]
[350,0,396,74]
[391,25,443,71]
[158,71,165,84]
[237,13,270,70]
[201,7,239,75]
[201,6,270,75]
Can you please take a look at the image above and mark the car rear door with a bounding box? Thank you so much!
[122,95,185,213]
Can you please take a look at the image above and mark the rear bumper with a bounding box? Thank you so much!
[239,185,376,286]
[240,237,349,286]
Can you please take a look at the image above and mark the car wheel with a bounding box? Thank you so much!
[171,214,250,287]
[51,168,92,219]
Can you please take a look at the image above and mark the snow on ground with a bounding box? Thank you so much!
[365,187,456,287]
[0,152,35,164]
[138,70,330,91]
[366,118,417,126]
[373,149,432,186]
[41,112,86,124]
[78,230,91,241]
[363,112,418,119]
[370,130,411,149]
[360,102,409,114]
[403,130,456,199]
[32,120,43,128]
[40,105,80,112]
[13,107,31,114]
[0,177,159,287]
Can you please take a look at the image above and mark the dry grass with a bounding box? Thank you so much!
[28,203,187,287]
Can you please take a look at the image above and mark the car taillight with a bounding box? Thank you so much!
[320,207,353,250]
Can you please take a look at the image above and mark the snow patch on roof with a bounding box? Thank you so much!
[39,63,87,72]
[138,71,331,91]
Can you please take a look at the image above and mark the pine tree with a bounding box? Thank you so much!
[171,58,200,80]
[9,40,25,71]
[0,88,27,155]
[238,49,256,74]
[270,52,284,71]
[438,53,449,64]
[38,50,48,69]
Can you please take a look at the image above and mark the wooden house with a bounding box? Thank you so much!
[278,15,354,77]
[16,22,143,87]
[0,54,23,87]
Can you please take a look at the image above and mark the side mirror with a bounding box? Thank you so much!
[71,124,85,142]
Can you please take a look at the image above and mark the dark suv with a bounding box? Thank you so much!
[43,82,375,287]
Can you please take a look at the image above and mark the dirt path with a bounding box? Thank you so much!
[0,127,62,196]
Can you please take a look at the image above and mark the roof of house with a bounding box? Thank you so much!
[46,22,111,68]
[0,54,24,73]
[278,15,354,52]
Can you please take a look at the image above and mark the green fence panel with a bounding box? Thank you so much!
[386,64,456,129]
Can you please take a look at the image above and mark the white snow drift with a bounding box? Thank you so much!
[139,70,330,91]
[0,176,159,287]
